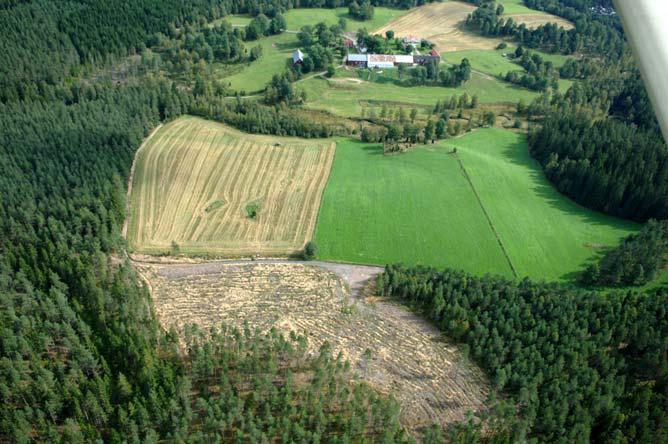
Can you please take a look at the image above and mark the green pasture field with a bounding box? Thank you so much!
[498,0,539,15]
[441,49,524,78]
[217,7,408,32]
[299,68,539,117]
[315,130,637,280]
[221,33,298,93]
[284,7,408,32]
[447,129,636,280]
[314,137,514,276]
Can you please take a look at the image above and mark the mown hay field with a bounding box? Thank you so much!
[127,116,335,256]
[138,261,489,431]
[314,131,636,281]
[373,1,572,53]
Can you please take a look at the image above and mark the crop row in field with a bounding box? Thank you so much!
[127,116,335,256]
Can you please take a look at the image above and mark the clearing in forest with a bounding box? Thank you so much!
[314,130,636,281]
[127,116,335,256]
[138,260,489,432]
[373,1,572,53]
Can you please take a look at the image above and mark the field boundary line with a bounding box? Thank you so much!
[311,141,339,246]
[453,153,519,279]
[123,122,163,240]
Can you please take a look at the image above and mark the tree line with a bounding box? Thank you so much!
[582,219,668,287]
[378,264,668,443]
[528,112,668,222]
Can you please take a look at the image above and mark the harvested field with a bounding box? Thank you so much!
[127,116,335,256]
[508,13,573,29]
[373,1,572,52]
[375,2,500,52]
[138,260,490,432]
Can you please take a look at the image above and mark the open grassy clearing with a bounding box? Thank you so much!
[315,138,514,276]
[446,129,636,281]
[299,67,539,118]
[284,7,408,32]
[127,116,335,256]
[138,261,489,431]
[315,131,636,280]
[221,32,298,93]
[217,7,407,32]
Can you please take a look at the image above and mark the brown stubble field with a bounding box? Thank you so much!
[127,116,335,257]
[373,1,572,53]
[138,260,490,432]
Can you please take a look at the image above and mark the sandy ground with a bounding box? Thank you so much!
[136,259,489,432]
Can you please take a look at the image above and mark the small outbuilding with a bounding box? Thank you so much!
[292,49,304,65]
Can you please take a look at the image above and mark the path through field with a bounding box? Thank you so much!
[136,259,489,432]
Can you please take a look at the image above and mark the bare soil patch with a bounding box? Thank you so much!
[138,260,489,432]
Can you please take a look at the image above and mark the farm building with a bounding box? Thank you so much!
[414,51,441,65]
[403,35,421,46]
[345,53,419,68]
[367,54,396,69]
[346,53,368,67]
[292,49,304,65]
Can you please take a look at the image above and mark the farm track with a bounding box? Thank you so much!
[127,116,335,256]
[137,259,490,432]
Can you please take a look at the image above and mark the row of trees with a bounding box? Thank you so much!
[582,219,668,287]
[378,264,668,443]
[504,46,560,91]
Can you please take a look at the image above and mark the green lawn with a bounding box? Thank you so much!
[216,7,408,32]
[299,68,539,117]
[314,138,514,276]
[284,7,408,32]
[315,130,637,280]
[447,129,636,280]
[442,49,524,78]
[498,0,538,14]
[222,33,298,93]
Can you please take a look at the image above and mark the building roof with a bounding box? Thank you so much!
[346,54,367,62]
[368,54,396,63]
[430,49,440,57]
[394,54,414,64]
[292,49,304,63]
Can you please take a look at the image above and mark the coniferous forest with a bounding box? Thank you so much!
[1,0,668,442]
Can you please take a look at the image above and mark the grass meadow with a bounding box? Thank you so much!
[299,68,539,117]
[315,130,637,280]
[221,33,299,93]
[314,137,514,276]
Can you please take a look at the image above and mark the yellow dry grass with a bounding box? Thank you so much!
[127,116,335,256]
[138,261,490,432]
[508,13,573,29]
[374,1,572,53]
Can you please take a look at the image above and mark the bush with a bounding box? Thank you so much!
[496,42,508,50]
[326,65,336,77]
[303,241,317,260]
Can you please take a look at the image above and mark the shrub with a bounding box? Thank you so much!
[303,241,317,260]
